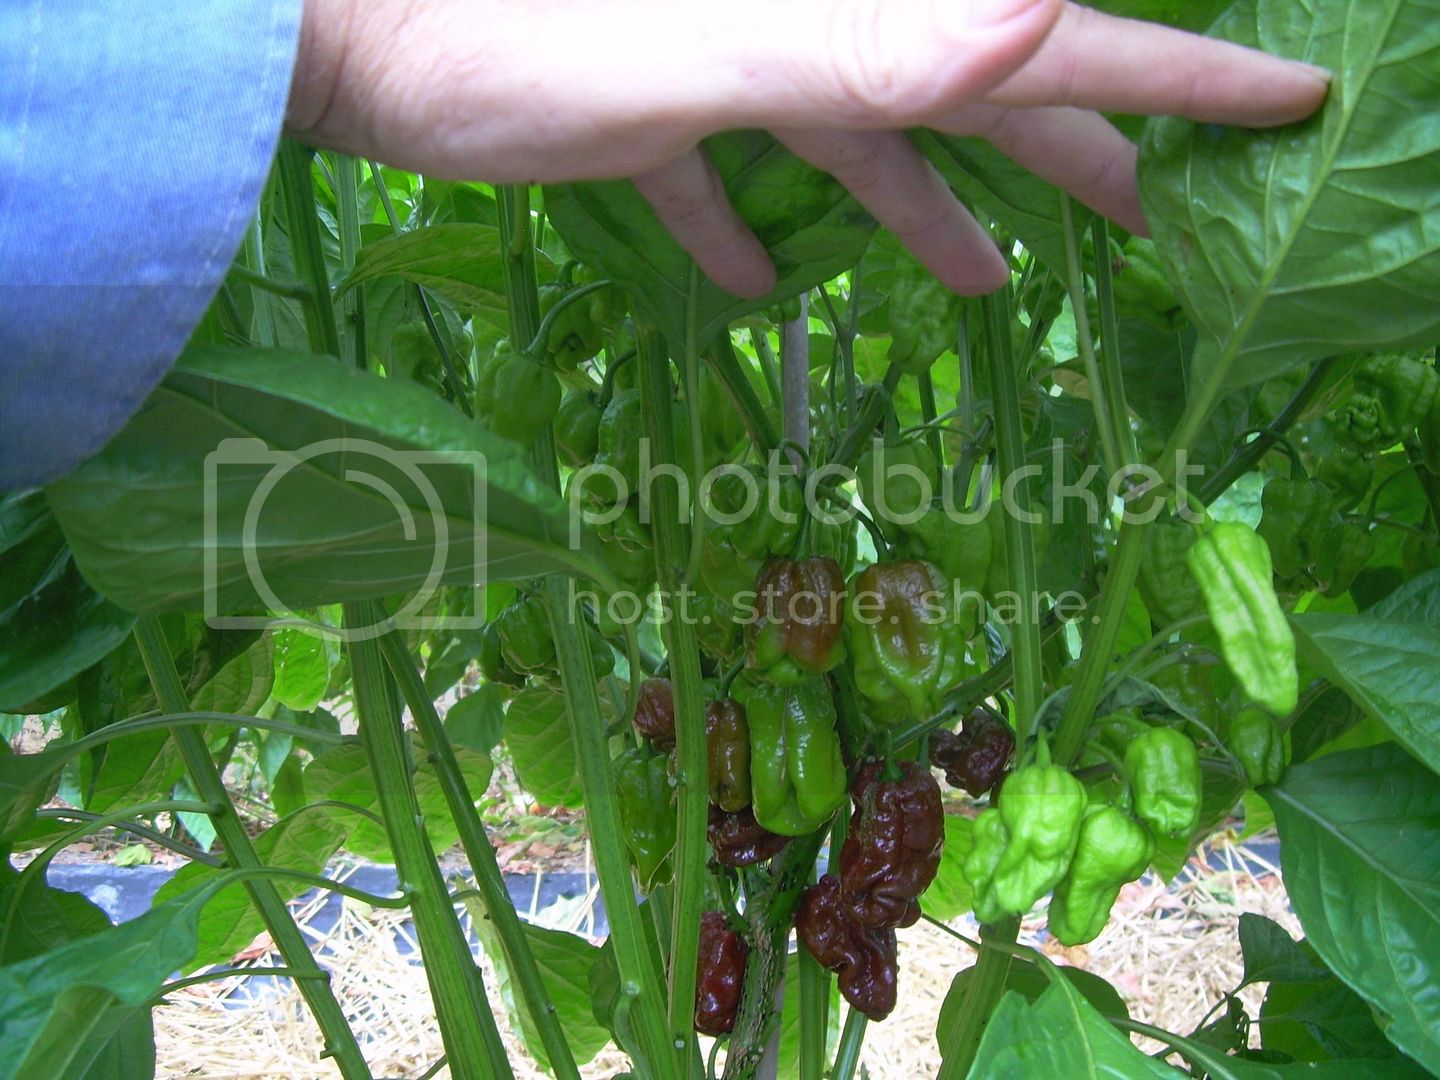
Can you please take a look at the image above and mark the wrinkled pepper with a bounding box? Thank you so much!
[1137,517,1206,629]
[795,875,899,1021]
[633,677,676,751]
[738,677,847,836]
[886,252,962,376]
[475,341,561,444]
[700,468,803,605]
[1356,352,1440,439]
[844,560,974,721]
[707,803,788,867]
[538,282,604,371]
[614,747,676,892]
[1047,803,1155,946]
[929,714,1014,796]
[705,698,751,812]
[1224,707,1286,788]
[552,389,604,468]
[891,505,992,593]
[1256,477,1335,584]
[837,761,945,930]
[478,622,526,690]
[695,911,748,1036]
[746,557,848,683]
[495,596,555,674]
[962,765,1086,924]
[593,389,644,492]
[1186,522,1298,717]
[857,437,939,541]
[1124,727,1202,838]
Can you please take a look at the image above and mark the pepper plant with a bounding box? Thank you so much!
[5,2,1440,1078]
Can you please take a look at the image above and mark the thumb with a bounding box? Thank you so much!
[707,0,1064,130]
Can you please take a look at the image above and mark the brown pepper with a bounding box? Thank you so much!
[837,760,944,930]
[794,875,898,1021]
[746,557,847,682]
[705,698,751,812]
[695,911,748,1036]
[633,677,676,750]
[707,803,788,867]
[930,713,1015,796]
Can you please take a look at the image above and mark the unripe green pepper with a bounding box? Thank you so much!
[963,766,1087,922]
[1111,236,1182,331]
[478,622,526,690]
[891,505,991,591]
[1356,352,1440,438]
[476,341,562,443]
[737,677,847,836]
[553,390,603,468]
[594,389,644,492]
[538,283,604,371]
[703,467,802,562]
[705,698,751,812]
[857,438,939,542]
[1187,522,1298,717]
[1048,804,1155,946]
[1224,707,1286,788]
[1257,478,1335,584]
[614,747,676,892]
[1313,440,1374,513]
[1124,727,1202,838]
[495,597,555,674]
[1137,517,1205,628]
[886,253,961,374]
[844,560,975,722]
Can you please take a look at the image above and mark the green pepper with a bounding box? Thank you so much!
[886,252,961,374]
[1147,661,1219,735]
[478,622,526,690]
[738,677,847,836]
[1314,520,1373,599]
[1329,393,1387,452]
[1188,522,1298,717]
[844,560,975,722]
[1356,352,1440,438]
[1047,803,1155,946]
[699,468,803,605]
[1124,727,1202,838]
[963,765,1087,923]
[553,389,603,468]
[689,588,743,663]
[476,341,562,444]
[1111,236,1183,331]
[614,746,676,892]
[857,438,939,542]
[1224,707,1286,788]
[1256,477,1335,584]
[1312,438,1374,514]
[746,557,848,684]
[1137,517,1206,629]
[576,265,630,334]
[594,389,644,493]
[386,320,435,381]
[705,698,752,812]
[891,505,991,591]
[495,596,555,675]
[539,283,604,371]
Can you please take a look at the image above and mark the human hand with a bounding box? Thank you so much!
[287,0,1328,298]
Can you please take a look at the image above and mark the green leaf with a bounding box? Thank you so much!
[446,685,506,756]
[46,346,595,615]
[152,806,347,971]
[1264,743,1440,1072]
[337,223,519,332]
[269,629,331,712]
[303,735,493,860]
[965,978,1168,1078]
[544,131,875,347]
[1086,0,1232,33]
[0,492,134,713]
[0,742,67,845]
[918,814,975,922]
[1237,913,1330,989]
[468,910,610,1071]
[0,881,219,1080]
[1140,0,1440,389]
[940,957,1130,1045]
[503,686,585,809]
[1290,588,1440,774]
[1261,964,1410,1064]
[188,634,273,716]
[911,131,1083,275]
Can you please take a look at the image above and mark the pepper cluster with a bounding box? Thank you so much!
[795,761,945,1020]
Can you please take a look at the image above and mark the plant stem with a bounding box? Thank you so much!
[829,1006,867,1080]
[934,917,1018,1079]
[636,322,709,1077]
[1090,217,1140,466]
[1062,196,1122,482]
[334,154,367,369]
[276,141,341,358]
[980,289,1044,739]
[714,334,781,453]
[378,630,581,1080]
[344,602,514,1080]
[133,617,372,1079]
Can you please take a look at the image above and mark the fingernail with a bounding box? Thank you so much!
[1291,60,1332,83]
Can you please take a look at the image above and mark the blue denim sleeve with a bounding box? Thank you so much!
[0,0,303,490]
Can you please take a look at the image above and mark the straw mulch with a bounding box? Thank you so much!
[153,833,1297,1079]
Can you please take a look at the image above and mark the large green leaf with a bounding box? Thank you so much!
[1290,574,1440,774]
[544,130,875,346]
[502,685,584,809]
[152,805,347,971]
[1236,913,1330,989]
[188,633,274,716]
[1140,0,1440,389]
[46,347,596,615]
[911,132,1084,275]
[963,977,1169,1078]
[918,814,975,923]
[0,881,220,1080]
[0,492,134,712]
[1264,744,1440,1072]
[269,628,331,712]
[940,958,1130,1047]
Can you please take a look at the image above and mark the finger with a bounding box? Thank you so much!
[631,150,778,298]
[940,104,1147,235]
[710,0,1064,130]
[986,3,1330,126]
[775,129,1009,295]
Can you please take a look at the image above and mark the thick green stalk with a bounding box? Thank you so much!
[541,578,674,1076]
[980,290,1043,735]
[796,886,830,1080]
[377,631,580,1080]
[829,1007,867,1080]
[343,601,513,1080]
[1089,218,1139,465]
[635,323,709,1074]
[713,334,781,453]
[934,919,1017,1079]
[1061,197,1122,481]
[276,141,340,358]
[133,617,372,1079]
[334,155,366,369]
